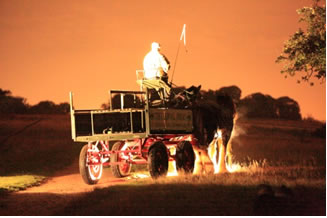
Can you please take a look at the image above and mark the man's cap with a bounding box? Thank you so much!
[151,42,160,50]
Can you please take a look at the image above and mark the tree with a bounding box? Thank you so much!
[0,88,11,97]
[276,97,302,120]
[276,0,326,85]
[29,101,56,114]
[238,93,278,119]
[104,94,142,110]
[216,85,242,104]
[200,89,216,102]
[0,88,29,114]
[56,103,70,114]
[238,93,303,120]
[0,96,28,114]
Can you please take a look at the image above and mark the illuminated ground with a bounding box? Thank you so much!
[0,159,325,216]
[0,115,324,215]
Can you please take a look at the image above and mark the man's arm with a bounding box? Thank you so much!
[159,54,170,72]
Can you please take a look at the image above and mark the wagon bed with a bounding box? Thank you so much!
[70,90,193,142]
[70,89,197,184]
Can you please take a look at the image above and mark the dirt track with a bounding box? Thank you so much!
[0,159,325,216]
[0,160,140,216]
[0,152,212,215]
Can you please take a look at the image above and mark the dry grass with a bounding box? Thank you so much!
[57,117,325,216]
[0,114,81,187]
[230,118,325,167]
[57,170,325,215]
[0,115,325,215]
[0,175,44,192]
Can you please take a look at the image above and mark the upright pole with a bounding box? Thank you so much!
[170,24,186,84]
[170,41,182,84]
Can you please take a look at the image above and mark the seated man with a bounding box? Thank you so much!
[142,42,171,101]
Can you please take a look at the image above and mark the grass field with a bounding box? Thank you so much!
[0,114,82,191]
[231,118,325,168]
[0,114,325,215]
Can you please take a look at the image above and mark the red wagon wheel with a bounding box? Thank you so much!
[111,141,132,178]
[175,141,195,174]
[79,144,103,185]
[148,141,168,179]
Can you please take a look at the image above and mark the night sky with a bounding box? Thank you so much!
[0,0,325,120]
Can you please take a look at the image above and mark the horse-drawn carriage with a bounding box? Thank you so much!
[70,88,199,184]
[70,68,236,185]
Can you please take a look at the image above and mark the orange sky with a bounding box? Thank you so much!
[0,0,325,121]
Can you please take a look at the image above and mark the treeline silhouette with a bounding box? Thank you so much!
[0,86,303,120]
[196,85,301,120]
[101,85,302,121]
[0,89,69,114]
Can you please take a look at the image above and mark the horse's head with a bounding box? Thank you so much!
[184,85,201,103]
[170,85,201,108]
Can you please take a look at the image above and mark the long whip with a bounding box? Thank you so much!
[170,24,187,84]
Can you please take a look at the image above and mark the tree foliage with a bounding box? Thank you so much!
[101,94,143,110]
[0,88,69,114]
[0,86,303,120]
[276,97,301,120]
[28,101,70,114]
[238,93,302,120]
[0,88,28,114]
[276,0,326,85]
[239,93,279,119]
[216,85,242,103]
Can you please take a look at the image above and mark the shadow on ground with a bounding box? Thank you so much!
[1,183,322,216]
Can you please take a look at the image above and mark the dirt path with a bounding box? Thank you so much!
[0,160,144,215]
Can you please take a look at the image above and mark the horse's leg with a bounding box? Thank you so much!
[217,128,231,173]
[217,142,227,173]
[192,147,204,174]
[202,149,214,174]
[226,132,233,169]
[224,122,235,170]
[193,146,214,175]
[207,138,219,173]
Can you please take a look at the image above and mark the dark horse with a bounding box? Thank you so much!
[170,85,236,173]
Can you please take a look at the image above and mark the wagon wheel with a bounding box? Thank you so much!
[79,144,103,185]
[148,141,168,179]
[111,141,132,178]
[175,141,195,174]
